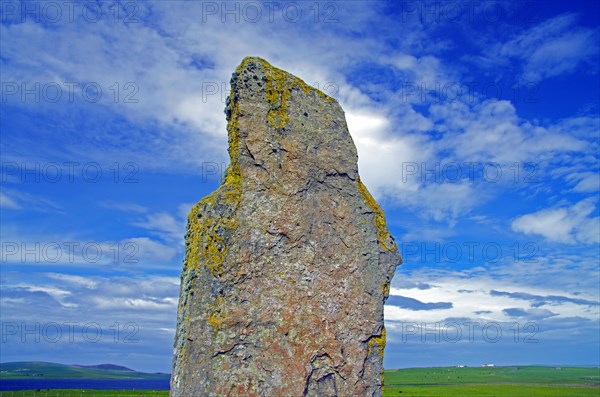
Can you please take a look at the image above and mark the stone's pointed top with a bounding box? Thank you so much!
[236,56,277,71]
[226,55,357,191]
[231,56,336,105]
[239,55,271,66]
[234,56,275,76]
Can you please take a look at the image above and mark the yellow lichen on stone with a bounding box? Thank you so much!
[295,77,313,95]
[184,70,243,278]
[367,326,387,389]
[357,177,397,252]
[179,61,246,344]
[381,282,391,296]
[367,326,387,358]
[315,88,335,103]
[263,60,292,128]
[237,57,335,129]
[186,192,235,278]
[207,296,226,331]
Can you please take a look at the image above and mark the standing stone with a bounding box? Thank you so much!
[171,57,402,397]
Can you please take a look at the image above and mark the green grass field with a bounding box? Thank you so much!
[383,366,600,396]
[1,366,598,396]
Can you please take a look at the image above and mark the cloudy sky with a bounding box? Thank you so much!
[1,0,599,372]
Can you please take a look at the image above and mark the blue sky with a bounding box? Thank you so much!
[0,0,599,372]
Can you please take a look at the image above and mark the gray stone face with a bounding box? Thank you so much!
[171,57,402,397]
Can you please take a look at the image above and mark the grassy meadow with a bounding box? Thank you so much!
[383,366,600,396]
[1,366,598,396]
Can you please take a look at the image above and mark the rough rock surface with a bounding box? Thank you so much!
[171,57,402,397]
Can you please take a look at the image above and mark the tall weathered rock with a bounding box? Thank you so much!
[171,57,401,397]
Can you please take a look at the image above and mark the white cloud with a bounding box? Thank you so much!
[340,75,595,225]
[3,273,180,319]
[347,109,428,195]
[0,188,62,212]
[568,172,600,193]
[431,100,589,163]
[388,53,455,89]
[124,237,180,263]
[0,298,25,305]
[0,191,20,209]
[346,96,594,226]
[511,198,599,244]
[132,212,185,243]
[15,284,76,308]
[345,108,482,225]
[497,13,598,82]
[386,254,600,326]
[99,201,148,213]
[0,234,179,268]
[92,296,177,311]
[46,273,98,289]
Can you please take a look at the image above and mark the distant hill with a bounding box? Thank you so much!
[74,364,134,371]
[0,362,170,379]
